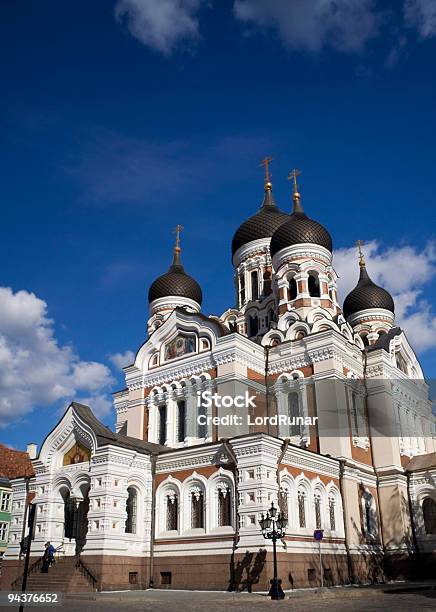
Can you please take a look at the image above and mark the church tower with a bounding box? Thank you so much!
[343,242,395,346]
[226,158,289,338]
[147,226,203,335]
[269,170,340,336]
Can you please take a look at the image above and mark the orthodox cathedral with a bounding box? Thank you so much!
[2,163,436,593]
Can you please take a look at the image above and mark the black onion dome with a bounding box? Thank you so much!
[148,255,202,305]
[270,209,333,257]
[343,265,394,318]
[231,187,289,257]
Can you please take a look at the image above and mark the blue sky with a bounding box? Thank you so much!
[1,0,435,450]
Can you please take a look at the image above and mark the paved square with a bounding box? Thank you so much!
[59,587,436,612]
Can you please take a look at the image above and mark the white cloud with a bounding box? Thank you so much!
[384,35,408,68]
[334,241,436,352]
[112,1,436,59]
[0,287,114,428]
[109,350,135,370]
[404,0,436,38]
[234,0,381,53]
[114,0,204,55]
[77,394,114,420]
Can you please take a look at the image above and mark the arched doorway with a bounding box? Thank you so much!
[61,482,90,555]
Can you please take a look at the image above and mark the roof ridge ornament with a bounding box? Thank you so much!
[356,239,366,268]
[288,168,303,213]
[148,225,202,305]
[171,224,184,268]
[260,156,273,191]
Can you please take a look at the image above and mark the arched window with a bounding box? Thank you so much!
[125,487,137,534]
[263,269,272,295]
[251,271,259,301]
[228,319,237,332]
[328,495,336,531]
[423,497,436,534]
[298,489,306,528]
[362,490,378,541]
[166,491,178,531]
[360,333,369,347]
[279,487,289,520]
[248,315,259,337]
[239,274,245,305]
[197,401,207,439]
[288,392,301,437]
[288,277,297,301]
[351,391,361,436]
[217,484,232,527]
[158,404,167,445]
[308,273,320,298]
[269,308,276,324]
[177,400,186,443]
[314,492,322,529]
[364,495,372,537]
[190,487,205,529]
[396,352,408,374]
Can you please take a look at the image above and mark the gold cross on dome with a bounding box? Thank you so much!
[356,239,365,266]
[288,168,302,193]
[260,156,273,184]
[173,224,183,251]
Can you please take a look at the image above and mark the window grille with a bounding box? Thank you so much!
[125,487,137,534]
[298,490,306,528]
[191,489,204,529]
[279,488,288,520]
[314,493,322,529]
[328,496,336,531]
[217,486,231,526]
[166,492,178,531]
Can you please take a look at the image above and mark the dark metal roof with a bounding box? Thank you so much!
[270,211,333,256]
[148,262,202,305]
[173,307,231,336]
[343,265,394,319]
[72,403,169,455]
[231,188,289,257]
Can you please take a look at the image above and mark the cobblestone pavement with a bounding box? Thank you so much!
[58,586,436,612]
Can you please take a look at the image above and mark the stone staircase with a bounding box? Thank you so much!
[13,556,98,593]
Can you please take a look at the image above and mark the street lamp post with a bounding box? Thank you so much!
[259,502,287,600]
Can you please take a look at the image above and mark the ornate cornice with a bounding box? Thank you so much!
[137,355,215,389]
[272,243,332,271]
[233,237,271,268]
